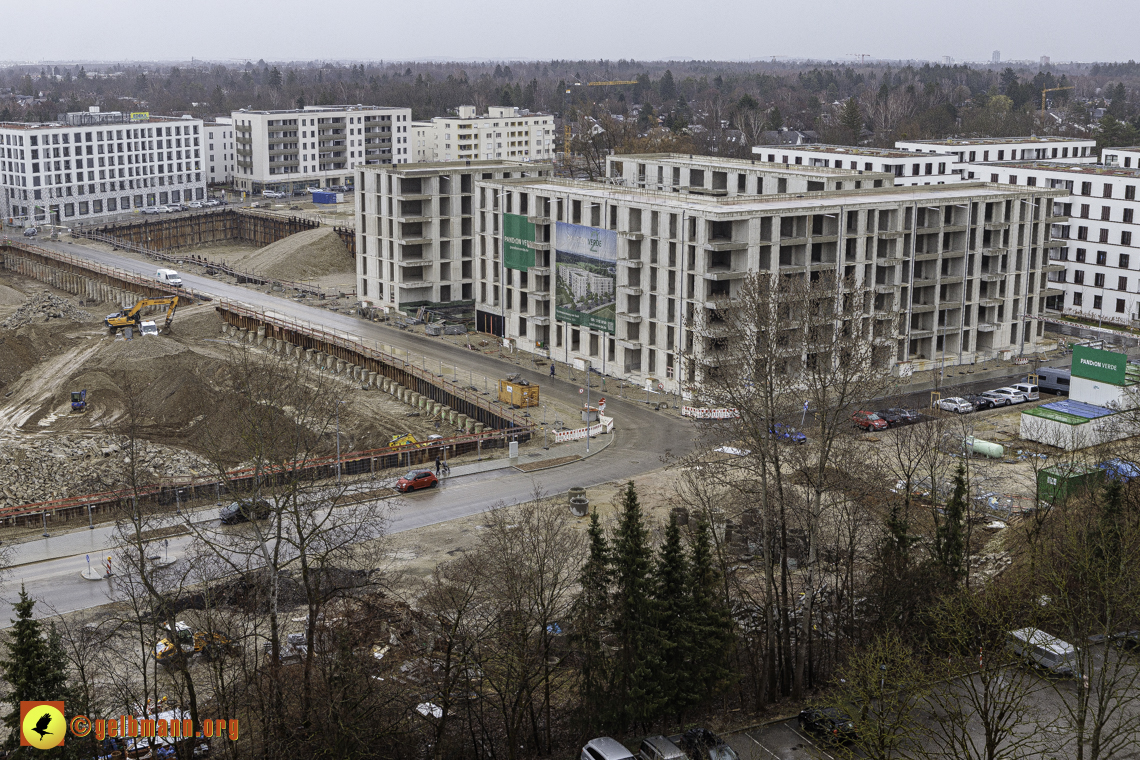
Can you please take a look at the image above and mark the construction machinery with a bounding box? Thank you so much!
[388,432,419,448]
[104,296,179,334]
[70,390,87,414]
[155,621,238,663]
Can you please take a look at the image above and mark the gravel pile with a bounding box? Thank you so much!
[0,434,212,510]
[2,293,92,329]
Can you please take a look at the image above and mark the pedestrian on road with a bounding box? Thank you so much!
[550,362,555,378]
[435,456,441,475]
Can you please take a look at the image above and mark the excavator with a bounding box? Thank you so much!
[155,621,238,664]
[70,390,87,414]
[104,296,179,334]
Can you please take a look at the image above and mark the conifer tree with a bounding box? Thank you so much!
[688,520,734,706]
[610,482,663,728]
[573,510,613,729]
[933,463,968,583]
[0,586,72,750]
[653,516,693,716]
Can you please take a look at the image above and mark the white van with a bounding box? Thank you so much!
[1009,627,1077,677]
[155,268,183,287]
[1011,382,1040,401]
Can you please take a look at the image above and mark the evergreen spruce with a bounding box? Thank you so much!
[687,520,734,706]
[839,97,864,144]
[652,516,693,716]
[610,482,663,728]
[0,586,72,750]
[933,463,968,583]
[572,510,613,729]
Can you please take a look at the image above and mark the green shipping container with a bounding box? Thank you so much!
[1036,464,1105,505]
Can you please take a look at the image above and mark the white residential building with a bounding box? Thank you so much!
[411,106,556,164]
[353,160,554,311]
[966,159,1140,324]
[470,167,1063,392]
[231,105,412,195]
[752,144,962,185]
[1102,147,1140,169]
[0,107,206,226]
[896,136,1097,167]
[204,117,235,186]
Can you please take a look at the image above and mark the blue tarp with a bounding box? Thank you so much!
[1040,399,1115,419]
[1099,458,1140,482]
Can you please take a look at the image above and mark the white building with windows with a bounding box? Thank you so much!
[204,117,235,186]
[896,136,1097,166]
[966,159,1140,324]
[411,106,556,164]
[0,107,205,226]
[752,144,962,185]
[231,105,412,195]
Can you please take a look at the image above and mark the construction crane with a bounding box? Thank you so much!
[1041,85,1075,124]
[564,79,639,161]
[104,296,179,334]
[847,53,872,64]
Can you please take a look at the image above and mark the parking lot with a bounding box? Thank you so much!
[726,720,837,759]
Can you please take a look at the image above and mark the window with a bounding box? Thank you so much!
[1094,295,1103,309]
[1076,248,1086,262]
[1080,204,1090,218]
[1009,175,1018,185]
[1094,272,1105,287]
[1126,208,1135,224]
[1120,276,1129,291]
[1100,229,1110,243]
[1097,251,1108,266]
[1074,270,1085,284]
[1127,185,1137,200]
[1027,177,1037,187]
[1102,207,1112,221]
[1125,231,1133,246]
[1118,298,1126,313]
[1104,184,1114,198]
[1121,253,1131,269]
[1078,226,1088,240]
[1073,291,1083,306]
[1081,181,1093,196]
[991,174,999,183]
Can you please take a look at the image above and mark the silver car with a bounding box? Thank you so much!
[937,396,974,414]
[986,387,1028,405]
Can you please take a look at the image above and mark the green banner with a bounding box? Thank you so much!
[503,213,535,271]
[1071,345,1127,385]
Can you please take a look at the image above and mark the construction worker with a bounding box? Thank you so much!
[550,362,555,378]
[435,456,441,475]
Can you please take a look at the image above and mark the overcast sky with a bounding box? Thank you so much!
[4,0,1136,65]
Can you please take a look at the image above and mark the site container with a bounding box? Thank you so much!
[1037,463,1105,505]
[499,379,540,407]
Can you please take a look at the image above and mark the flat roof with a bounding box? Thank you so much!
[614,152,894,178]
[0,115,200,130]
[981,161,1140,178]
[233,105,403,115]
[753,143,924,159]
[1106,146,1140,152]
[361,159,553,175]
[902,136,1094,146]
[482,177,1063,214]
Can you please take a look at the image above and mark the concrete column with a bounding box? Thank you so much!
[457,414,468,429]
[473,423,485,434]
[465,418,476,432]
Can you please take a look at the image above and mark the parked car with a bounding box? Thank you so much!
[262,190,286,198]
[674,728,740,760]
[936,396,975,414]
[852,410,888,431]
[798,707,858,743]
[204,198,222,207]
[877,408,920,426]
[22,226,37,237]
[219,499,272,525]
[141,206,162,215]
[769,422,807,444]
[396,470,438,492]
[187,201,204,209]
[988,387,1029,404]
[1008,627,1078,677]
[155,268,182,287]
[1112,630,1140,652]
[155,205,174,213]
[962,393,997,411]
[637,736,686,760]
[582,738,636,760]
[1010,382,1040,401]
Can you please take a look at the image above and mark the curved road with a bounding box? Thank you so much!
[5,237,698,618]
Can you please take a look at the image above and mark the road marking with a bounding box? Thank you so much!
[741,729,781,759]
[787,724,838,760]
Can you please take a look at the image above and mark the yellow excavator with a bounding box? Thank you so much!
[155,621,238,664]
[104,296,179,334]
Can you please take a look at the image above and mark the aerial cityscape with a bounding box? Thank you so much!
[0,3,1139,759]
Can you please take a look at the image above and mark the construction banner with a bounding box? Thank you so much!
[554,222,617,333]
[503,213,535,271]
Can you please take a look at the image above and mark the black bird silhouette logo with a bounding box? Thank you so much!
[31,711,53,740]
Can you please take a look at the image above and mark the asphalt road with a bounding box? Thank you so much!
[5,237,696,619]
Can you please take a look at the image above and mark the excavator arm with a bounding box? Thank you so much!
[105,296,179,333]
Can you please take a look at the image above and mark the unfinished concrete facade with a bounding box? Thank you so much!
[471,177,1066,394]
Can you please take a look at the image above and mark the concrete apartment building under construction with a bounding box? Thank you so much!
[355,155,1067,394]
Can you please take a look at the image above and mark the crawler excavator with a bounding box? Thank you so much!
[104,296,179,334]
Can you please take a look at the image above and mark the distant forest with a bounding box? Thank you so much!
[3,59,1140,155]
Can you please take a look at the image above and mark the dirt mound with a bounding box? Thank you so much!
[238,227,353,282]
[0,282,26,308]
[2,292,92,329]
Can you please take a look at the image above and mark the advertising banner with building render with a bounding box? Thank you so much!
[554,221,617,333]
[503,213,535,271]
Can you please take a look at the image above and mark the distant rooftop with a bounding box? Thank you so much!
[754,143,934,159]
[615,152,895,178]
[982,161,1140,177]
[360,159,553,175]
[233,105,402,115]
[0,111,199,130]
[902,136,1093,146]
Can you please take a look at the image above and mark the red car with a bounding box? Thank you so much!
[852,410,888,431]
[396,470,439,492]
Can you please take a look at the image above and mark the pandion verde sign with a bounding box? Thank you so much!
[1071,345,1127,385]
[503,213,535,271]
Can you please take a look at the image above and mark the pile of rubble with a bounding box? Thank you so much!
[0,434,212,510]
[1,293,92,329]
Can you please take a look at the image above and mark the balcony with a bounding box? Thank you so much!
[979,271,1006,282]
[978,297,1003,307]
[1042,263,1066,273]
[874,283,897,293]
[618,313,643,323]
[704,239,747,251]
[705,269,749,281]
[976,322,999,332]
[984,221,1010,231]
[528,240,552,251]
[877,229,905,239]
[1043,286,1064,297]
[1044,239,1065,248]
[620,230,645,241]
[527,215,552,225]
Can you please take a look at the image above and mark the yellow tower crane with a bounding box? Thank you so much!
[563,80,639,163]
